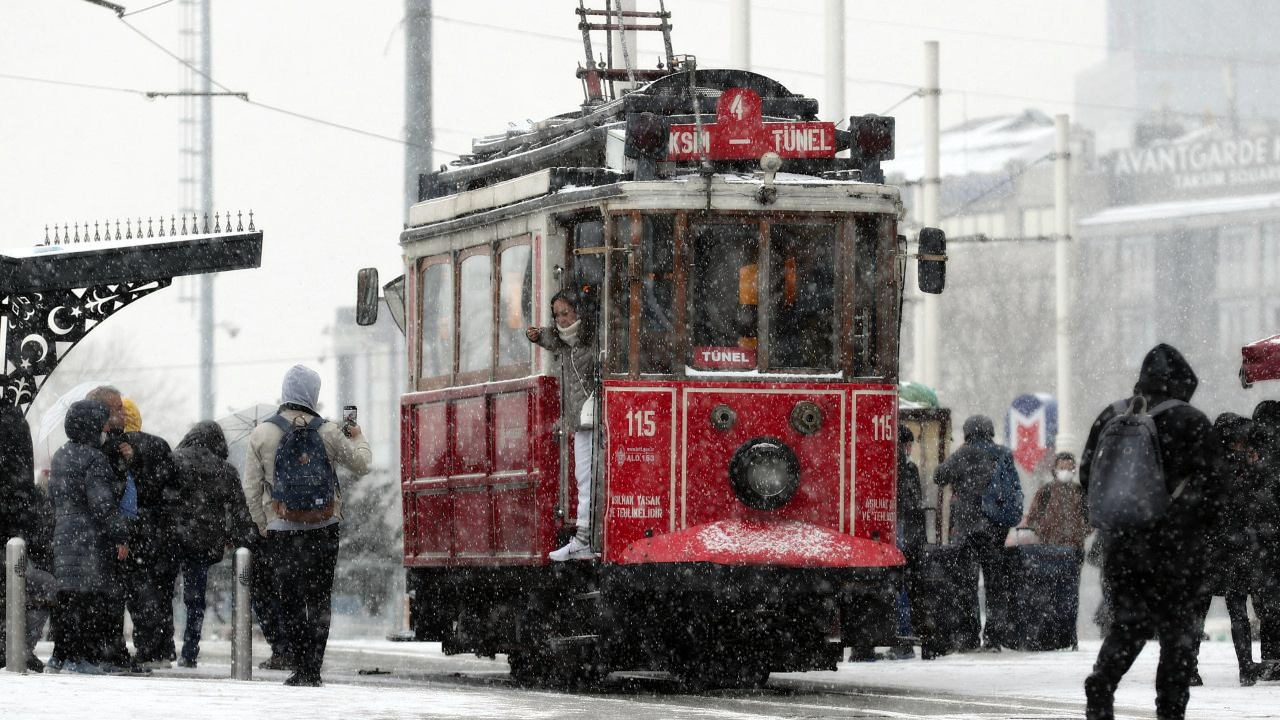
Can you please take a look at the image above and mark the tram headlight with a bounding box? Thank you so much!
[729,438,801,510]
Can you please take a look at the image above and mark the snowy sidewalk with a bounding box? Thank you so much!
[2,638,1277,719]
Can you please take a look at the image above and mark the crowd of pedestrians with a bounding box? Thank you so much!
[0,364,370,687]
[890,343,1280,720]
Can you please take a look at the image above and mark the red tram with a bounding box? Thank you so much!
[357,9,946,686]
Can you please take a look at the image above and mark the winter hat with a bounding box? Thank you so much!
[281,364,322,414]
[65,400,109,445]
[898,424,914,444]
[121,397,142,433]
[962,414,994,442]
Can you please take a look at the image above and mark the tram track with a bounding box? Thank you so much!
[178,643,1115,719]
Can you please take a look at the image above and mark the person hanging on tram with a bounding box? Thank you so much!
[526,288,601,561]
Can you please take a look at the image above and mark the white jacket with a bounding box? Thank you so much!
[241,407,372,532]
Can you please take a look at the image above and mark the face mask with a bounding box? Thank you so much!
[1054,469,1075,482]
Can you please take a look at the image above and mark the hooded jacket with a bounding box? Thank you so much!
[1078,344,1218,606]
[933,414,1018,542]
[172,421,257,563]
[48,400,129,594]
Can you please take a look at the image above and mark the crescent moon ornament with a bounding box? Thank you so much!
[48,306,77,336]
[19,334,49,363]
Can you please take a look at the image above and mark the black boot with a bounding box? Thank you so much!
[1084,674,1115,720]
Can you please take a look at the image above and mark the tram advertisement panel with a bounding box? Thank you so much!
[603,386,676,562]
[852,390,897,540]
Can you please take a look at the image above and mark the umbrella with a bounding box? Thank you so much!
[1241,334,1280,388]
[35,379,112,450]
[216,403,279,472]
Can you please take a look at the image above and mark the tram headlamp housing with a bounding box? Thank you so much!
[729,438,801,510]
[789,401,823,435]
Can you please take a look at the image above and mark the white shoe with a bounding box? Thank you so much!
[549,536,595,561]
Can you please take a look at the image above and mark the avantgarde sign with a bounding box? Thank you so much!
[666,87,837,162]
[1112,134,1280,191]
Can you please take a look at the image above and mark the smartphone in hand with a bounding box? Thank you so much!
[342,405,357,436]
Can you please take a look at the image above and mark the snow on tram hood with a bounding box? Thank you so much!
[618,518,904,568]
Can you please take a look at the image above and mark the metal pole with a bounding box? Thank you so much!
[1054,114,1074,452]
[610,0,638,94]
[197,0,216,421]
[824,0,844,125]
[404,0,433,219]
[729,0,750,70]
[5,538,27,673]
[918,41,941,388]
[230,547,252,680]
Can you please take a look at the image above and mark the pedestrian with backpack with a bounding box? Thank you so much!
[1080,344,1220,720]
[932,414,1023,651]
[241,364,372,686]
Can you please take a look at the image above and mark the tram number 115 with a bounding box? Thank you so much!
[870,414,894,442]
[627,410,657,437]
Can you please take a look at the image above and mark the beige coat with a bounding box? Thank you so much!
[241,408,372,532]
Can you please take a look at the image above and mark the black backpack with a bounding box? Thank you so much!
[267,414,337,523]
[1087,397,1186,530]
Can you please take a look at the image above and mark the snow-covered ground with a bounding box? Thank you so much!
[3,636,1278,719]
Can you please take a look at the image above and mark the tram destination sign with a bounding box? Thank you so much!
[667,87,836,162]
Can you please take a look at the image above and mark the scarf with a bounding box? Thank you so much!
[557,319,582,347]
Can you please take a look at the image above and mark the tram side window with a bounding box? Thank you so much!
[497,243,533,368]
[853,214,882,376]
[419,259,454,379]
[458,252,493,375]
[768,224,836,371]
[688,222,759,365]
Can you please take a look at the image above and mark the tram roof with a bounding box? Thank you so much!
[403,168,901,245]
[418,69,895,208]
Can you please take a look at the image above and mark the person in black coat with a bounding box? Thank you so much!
[0,406,52,672]
[1189,414,1268,685]
[47,400,130,673]
[170,421,257,667]
[1252,400,1280,676]
[933,414,1018,650]
[888,424,927,659]
[1080,344,1219,720]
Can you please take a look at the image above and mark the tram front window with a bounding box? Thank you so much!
[689,222,760,368]
[768,224,836,371]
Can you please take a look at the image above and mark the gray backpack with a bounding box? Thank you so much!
[1087,397,1186,530]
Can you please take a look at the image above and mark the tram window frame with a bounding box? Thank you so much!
[495,237,534,379]
[850,213,896,379]
[686,216,764,372]
[609,212,677,377]
[765,221,839,373]
[456,246,494,384]
[417,254,455,390]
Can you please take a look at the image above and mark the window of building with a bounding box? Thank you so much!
[1115,235,1155,300]
[418,258,453,380]
[1217,225,1259,292]
[458,251,493,375]
[1219,298,1262,353]
[1262,223,1280,288]
[497,242,532,369]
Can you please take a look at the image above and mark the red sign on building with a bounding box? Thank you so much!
[667,87,837,162]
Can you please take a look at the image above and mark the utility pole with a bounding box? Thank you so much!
[405,0,433,219]
[180,0,216,421]
[729,0,750,70]
[917,41,940,389]
[1054,114,1074,452]
[824,0,844,125]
